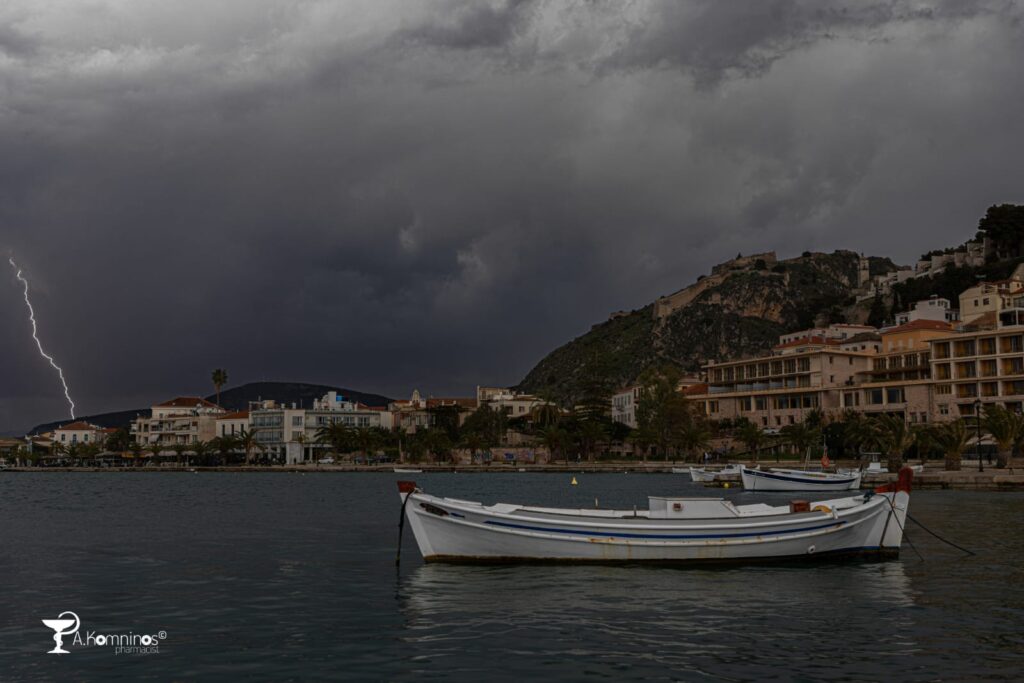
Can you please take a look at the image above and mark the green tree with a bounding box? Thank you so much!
[104,427,131,453]
[675,420,712,463]
[735,419,767,462]
[931,419,970,471]
[867,294,888,328]
[872,414,916,473]
[211,368,229,407]
[540,426,570,464]
[977,203,1024,260]
[171,442,188,466]
[982,404,1021,469]
[235,428,263,465]
[461,406,507,447]
[210,435,237,465]
[316,422,353,457]
[635,366,692,461]
[352,427,379,461]
[192,440,210,467]
[780,422,821,464]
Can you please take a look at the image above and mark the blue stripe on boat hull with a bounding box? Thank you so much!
[482,519,844,540]
[745,469,858,485]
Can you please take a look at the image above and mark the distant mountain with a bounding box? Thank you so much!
[27,381,392,435]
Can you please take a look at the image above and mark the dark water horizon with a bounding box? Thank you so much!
[1,472,1022,681]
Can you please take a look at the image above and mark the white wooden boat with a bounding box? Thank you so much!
[394,468,423,474]
[740,465,862,491]
[670,467,689,474]
[689,465,741,482]
[396,469,912,564]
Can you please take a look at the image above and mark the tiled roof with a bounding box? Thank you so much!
[154,397,221,409]
[773,335,840,350]
[883,319,953,334]
[682,383,708,396]
[55,421,96,431]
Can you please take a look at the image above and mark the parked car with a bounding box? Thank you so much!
[318,456,335,465]
[762,428,781,435]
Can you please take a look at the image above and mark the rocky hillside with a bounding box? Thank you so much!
[518,250,897,404]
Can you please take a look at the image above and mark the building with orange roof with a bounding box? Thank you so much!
[131,396,226,447]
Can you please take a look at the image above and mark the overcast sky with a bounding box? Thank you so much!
[2,0,1023,430]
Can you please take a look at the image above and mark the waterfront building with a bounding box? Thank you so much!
[216,410,250,438]
[692,336,873,426]
[131,397,225,446]
[251,391,389,463]
[53,421,110,446]
[929,313,1024,418]
[841,320,954,422]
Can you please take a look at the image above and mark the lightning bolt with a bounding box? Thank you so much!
[9,257,76,419]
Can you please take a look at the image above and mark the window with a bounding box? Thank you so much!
[983,297,990,305]
[886,388,905,404]
[755,397,767,410]
[868,389,884,405]
[936,384,952,395]
[291,416,304,426]
[939,404,950,416]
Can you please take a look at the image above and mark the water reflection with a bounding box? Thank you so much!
[396,561,918,679]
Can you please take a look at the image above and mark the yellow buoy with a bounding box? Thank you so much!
[571,477,578,486]
[723,482,730,489]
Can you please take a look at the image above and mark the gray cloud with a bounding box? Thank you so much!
[2,0,1023,430]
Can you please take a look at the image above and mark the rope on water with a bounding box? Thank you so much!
[906,513,976,556]
[396,490,414,567]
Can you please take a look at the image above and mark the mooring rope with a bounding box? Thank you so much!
[396,490,414,567]
[906,512,976,557]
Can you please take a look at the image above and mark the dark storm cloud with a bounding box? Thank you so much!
[2,0,1023,430]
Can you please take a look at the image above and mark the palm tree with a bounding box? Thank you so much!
[171,442,188,466]
[316,422,352,459]
[840,411,877,464]
[735,420,767,462]
[676,420,712,463]
[191,440,210,467]
[931,419,970,471]
[912,423,937,465]
[530,403,562,430]
[210,435,236,465]
[295,433,308,464]
[352,427,379,463]
[873,414,916,473]
[150,440,164,462]
[540,426,569,465]
[780,422,820,465]
[235,427,262,465]
[982,404,1021,469]
[128,440,144,467]
[211,368,229,407]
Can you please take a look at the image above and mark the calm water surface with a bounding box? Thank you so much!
[1,472,1022,681]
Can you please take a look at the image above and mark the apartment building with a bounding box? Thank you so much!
[251,391,390,463]
[692,336,873,427]
[52,421,112,446]
[929,316,1024,419]
[841,320,953,423]
[777,323,877,346]
[216,410,250,438]
[131,397,225,446]
[958,267,1024,325]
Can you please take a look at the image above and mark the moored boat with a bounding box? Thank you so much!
[689,464,741,482]
[394,468,423,474]
[396,468,912,564]
[740,465,862,491]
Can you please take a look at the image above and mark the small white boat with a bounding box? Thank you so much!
[394,468,423,474]
[741,466,862,492]
[396,469,912,564]
[670,467,689,474]
[689,465,741,482]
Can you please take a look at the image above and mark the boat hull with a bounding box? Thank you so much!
[741,466,862,492]
[399,488,908,565]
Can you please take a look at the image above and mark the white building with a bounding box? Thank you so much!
[476,385,542,417]
[777,324,877,346]
[251,392,389,463]
[611,386,641,428]
[893,296,959,326]
[131,397,225,446]
[215,410,250,438]
[53,421,108,446]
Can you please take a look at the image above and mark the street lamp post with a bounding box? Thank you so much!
[974,399,984,473]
